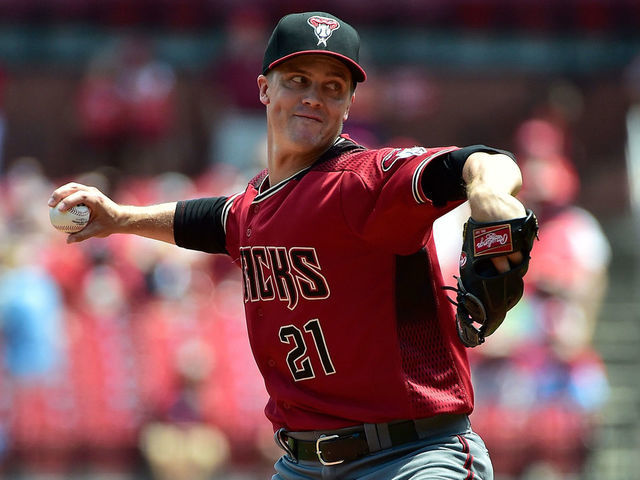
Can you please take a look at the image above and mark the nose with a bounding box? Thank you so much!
[302,84,322,108]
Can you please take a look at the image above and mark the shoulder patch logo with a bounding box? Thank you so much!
[307,16,340,47]
[381,147,427,171]
[397,147,428,159]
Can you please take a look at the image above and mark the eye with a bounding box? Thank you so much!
[288,75,307,86]
[325,81,346,96]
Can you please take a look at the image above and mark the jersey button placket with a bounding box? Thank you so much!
[247,203,259,238]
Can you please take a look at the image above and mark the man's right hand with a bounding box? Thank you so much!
[48,182,123,243]
[48,182,178,245]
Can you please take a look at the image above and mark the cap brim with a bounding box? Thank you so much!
[267,50,366,82]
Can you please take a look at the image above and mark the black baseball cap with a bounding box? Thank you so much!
[262,11,367,83]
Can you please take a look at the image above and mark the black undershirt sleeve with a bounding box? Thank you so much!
[174,197,229,254]
[420,145,517,207]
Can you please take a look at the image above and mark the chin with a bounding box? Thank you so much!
[290,128,338,151]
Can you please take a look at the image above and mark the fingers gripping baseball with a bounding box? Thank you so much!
[48,183,121,243]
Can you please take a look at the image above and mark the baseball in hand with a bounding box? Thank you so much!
[49,203,91,233]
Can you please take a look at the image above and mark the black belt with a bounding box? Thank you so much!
[280,413,468,465]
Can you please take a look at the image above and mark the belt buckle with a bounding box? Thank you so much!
[316,434,344,466]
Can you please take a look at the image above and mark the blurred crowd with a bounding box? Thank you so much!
[435,114,611,480]
[0,9,616,480]
[0,157,281,479]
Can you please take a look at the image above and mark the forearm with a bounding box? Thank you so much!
[115,203,177,244]
[463,152,526,221]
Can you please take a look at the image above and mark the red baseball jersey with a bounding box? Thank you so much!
[176,135,475,431]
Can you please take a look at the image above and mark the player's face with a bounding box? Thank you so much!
[258,55,354,157]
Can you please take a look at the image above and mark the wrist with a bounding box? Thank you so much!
[467,187,526,222]
[113,205,135,234]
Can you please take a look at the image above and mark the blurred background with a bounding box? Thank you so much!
[0,1,638,479]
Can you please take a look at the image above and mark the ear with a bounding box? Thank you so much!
[343,92,355,122]
[258,75,270,105]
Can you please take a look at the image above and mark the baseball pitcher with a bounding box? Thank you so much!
[49,11,537,480]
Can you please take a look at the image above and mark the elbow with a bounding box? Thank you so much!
[464,152,523,196]
[511,161,523,195]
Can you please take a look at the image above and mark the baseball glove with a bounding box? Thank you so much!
[444,209,539,347]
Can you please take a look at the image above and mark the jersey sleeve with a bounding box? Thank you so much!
[174,196,231,254]
[341,145,500,255]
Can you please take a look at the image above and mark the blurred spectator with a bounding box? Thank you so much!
[0,157,70,472]
[76,46,127,151]
[134,245,274,479]
[135,252,231,480]
[434,113,611,479]
[468,117,611,480]
[0,65,6,175]
[76,36,178,176]
[0,261,64,381]
[513,119,610,355]
[204,8,269,177]
[624,54,640,222]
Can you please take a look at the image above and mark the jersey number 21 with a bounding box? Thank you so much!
[279,319,336,381]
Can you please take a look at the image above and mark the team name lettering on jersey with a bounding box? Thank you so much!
[239,246,330,310]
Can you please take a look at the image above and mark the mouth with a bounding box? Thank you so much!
[294,113,323,123]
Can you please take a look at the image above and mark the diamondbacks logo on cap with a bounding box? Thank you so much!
[307,16,340,47]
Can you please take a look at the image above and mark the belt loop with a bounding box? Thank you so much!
[412,419,428,440]
[375,423,392,449]
[364,424,381,453]
[274,428,297,462]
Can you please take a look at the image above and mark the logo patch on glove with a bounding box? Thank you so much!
[473,224,513,256]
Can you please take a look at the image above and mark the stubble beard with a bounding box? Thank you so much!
[287,118,344,154]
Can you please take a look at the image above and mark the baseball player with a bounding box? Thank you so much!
[49,12,534,480]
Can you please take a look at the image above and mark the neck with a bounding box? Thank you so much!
[267,138,337,186]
